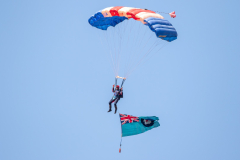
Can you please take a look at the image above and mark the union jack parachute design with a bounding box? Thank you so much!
[88,6,177,42]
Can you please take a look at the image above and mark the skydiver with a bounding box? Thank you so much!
[108,85,123,114]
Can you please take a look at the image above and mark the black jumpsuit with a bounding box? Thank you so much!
[109,87,122,106]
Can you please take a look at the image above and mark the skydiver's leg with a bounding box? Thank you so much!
[114,98,120,114]
[114,104,117,114]
[108,98,115,112]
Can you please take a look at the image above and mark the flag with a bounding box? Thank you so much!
[119,114,160,137]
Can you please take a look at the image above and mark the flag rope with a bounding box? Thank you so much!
[119,113,123,153]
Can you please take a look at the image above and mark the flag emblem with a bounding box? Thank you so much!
[120,114,139,125]
[141,119,154,127]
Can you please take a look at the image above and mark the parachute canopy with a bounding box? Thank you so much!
[88,6,177,42]
[88,7,178,79]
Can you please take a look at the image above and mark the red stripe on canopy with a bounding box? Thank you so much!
[110,6,124,16]
[127,9,155,20]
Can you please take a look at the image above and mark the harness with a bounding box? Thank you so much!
[115,77,125,99]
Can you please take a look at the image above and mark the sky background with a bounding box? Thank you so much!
[0,0,240,160]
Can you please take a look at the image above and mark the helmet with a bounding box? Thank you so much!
[116,85,120,88]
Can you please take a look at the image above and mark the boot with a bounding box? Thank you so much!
[108,104,112,112]
[114,105,117,114]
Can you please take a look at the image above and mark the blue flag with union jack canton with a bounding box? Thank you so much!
[120,114,160,137]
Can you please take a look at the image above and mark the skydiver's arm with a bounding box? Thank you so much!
[112,86,115,92]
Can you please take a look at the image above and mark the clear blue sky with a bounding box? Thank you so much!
[0,0,239,160]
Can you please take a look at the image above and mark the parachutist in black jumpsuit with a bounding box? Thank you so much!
[108,85,123,114]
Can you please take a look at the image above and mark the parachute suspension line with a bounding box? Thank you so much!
[123,19,136,75]
[136,25,149,53]
[123,20,132,77]
[113,17,129,77]
[105,30,115,76]
[125,39,160,78]
[122,18,129,36]
[108,31,118,77]
[128,32,162,75]
[104,31,117,77]
[128,27,152,65]
[155,11,170,14]
[116,18,123,77]
[115,21,122,77]
[124,29,154,78]
[132,25,152,68]
[97,31,116,76]
[126,22,144,71]
[111,22,119,77]
[99,17,170,79]
[112,18,119,76]
[115,77,117,86]
[124,21,142,77]
[131,42,168,76]
[126,42,169,78]
[154,11,176,18]
[107,18,130,78]
[124,25,151,76]
[144,42,168,62]
[119,19,128,77]
[113,19,118,76]
[130,25,152,65]
[126,39,160,77]
[105,19,116,76]
[112,24,117,76]
[119,19,130,75]
[116,18,126,77]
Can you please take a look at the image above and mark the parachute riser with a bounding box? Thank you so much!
[121,79,126,88]
[115,76,126,88]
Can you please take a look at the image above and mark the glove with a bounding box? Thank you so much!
[113,85,115,87]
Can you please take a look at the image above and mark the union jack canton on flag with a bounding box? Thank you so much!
[120,114,139,125]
